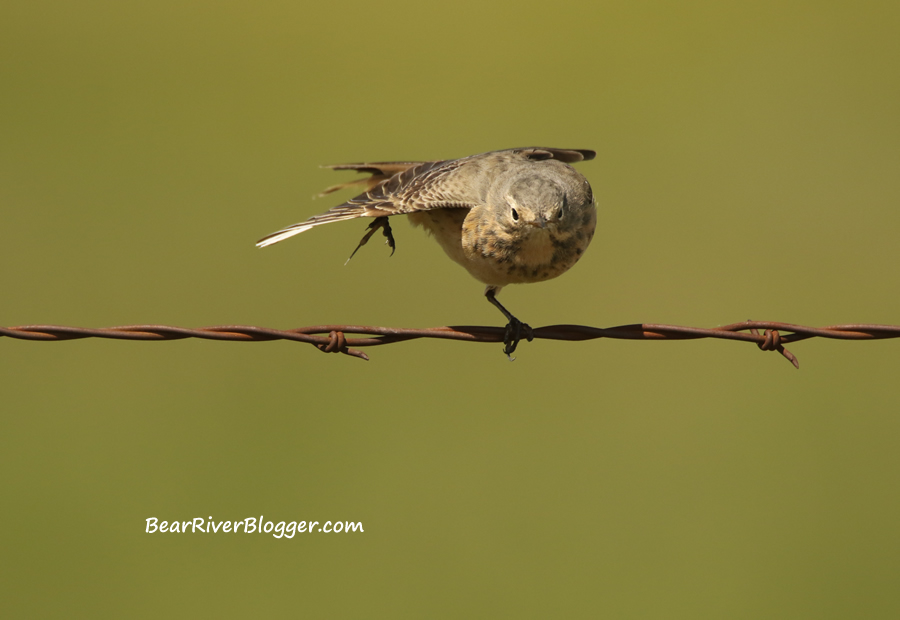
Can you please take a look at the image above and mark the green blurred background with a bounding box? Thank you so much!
[2,1,899,617]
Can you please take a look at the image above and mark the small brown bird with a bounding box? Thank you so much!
[257,147,597,356]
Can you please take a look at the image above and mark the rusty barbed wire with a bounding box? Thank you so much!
[2,321,899,367]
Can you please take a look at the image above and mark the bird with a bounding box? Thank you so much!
[257,147,597,357]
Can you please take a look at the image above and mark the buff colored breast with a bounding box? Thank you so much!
[408,203,596,288]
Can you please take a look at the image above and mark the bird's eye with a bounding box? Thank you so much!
[557,207,564,219]
[557,197,567,220]
[511,208,519,221]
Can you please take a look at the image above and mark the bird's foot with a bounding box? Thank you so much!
[503,318,534,360]
[345,217,396,264]
[381,218,396,255]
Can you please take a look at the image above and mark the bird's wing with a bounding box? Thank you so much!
[256,158,463,247]
[315,162,425,197]
[510,147,596,163]
[255,147,595,247]
[381,149,597,215]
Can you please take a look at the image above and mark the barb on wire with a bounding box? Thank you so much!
[2,321,899,367]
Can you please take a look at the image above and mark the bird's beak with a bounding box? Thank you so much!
[527,215,546,229]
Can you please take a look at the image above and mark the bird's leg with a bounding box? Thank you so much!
[345,216,396,265]
[485,287,533,359]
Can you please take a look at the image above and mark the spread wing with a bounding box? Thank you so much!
[255,147,595,247]
[512,147,595,163]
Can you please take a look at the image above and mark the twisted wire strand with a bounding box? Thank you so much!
[3,321,899,367]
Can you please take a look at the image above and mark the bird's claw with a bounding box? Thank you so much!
[346,217,396,264]
[381,218,396,256]
[503,318,533,360]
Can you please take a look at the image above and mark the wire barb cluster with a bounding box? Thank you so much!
[2,321,899,367]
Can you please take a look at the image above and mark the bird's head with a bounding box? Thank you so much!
[499,163,594,236]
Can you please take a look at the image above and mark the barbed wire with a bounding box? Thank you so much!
[2,321,899,367]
